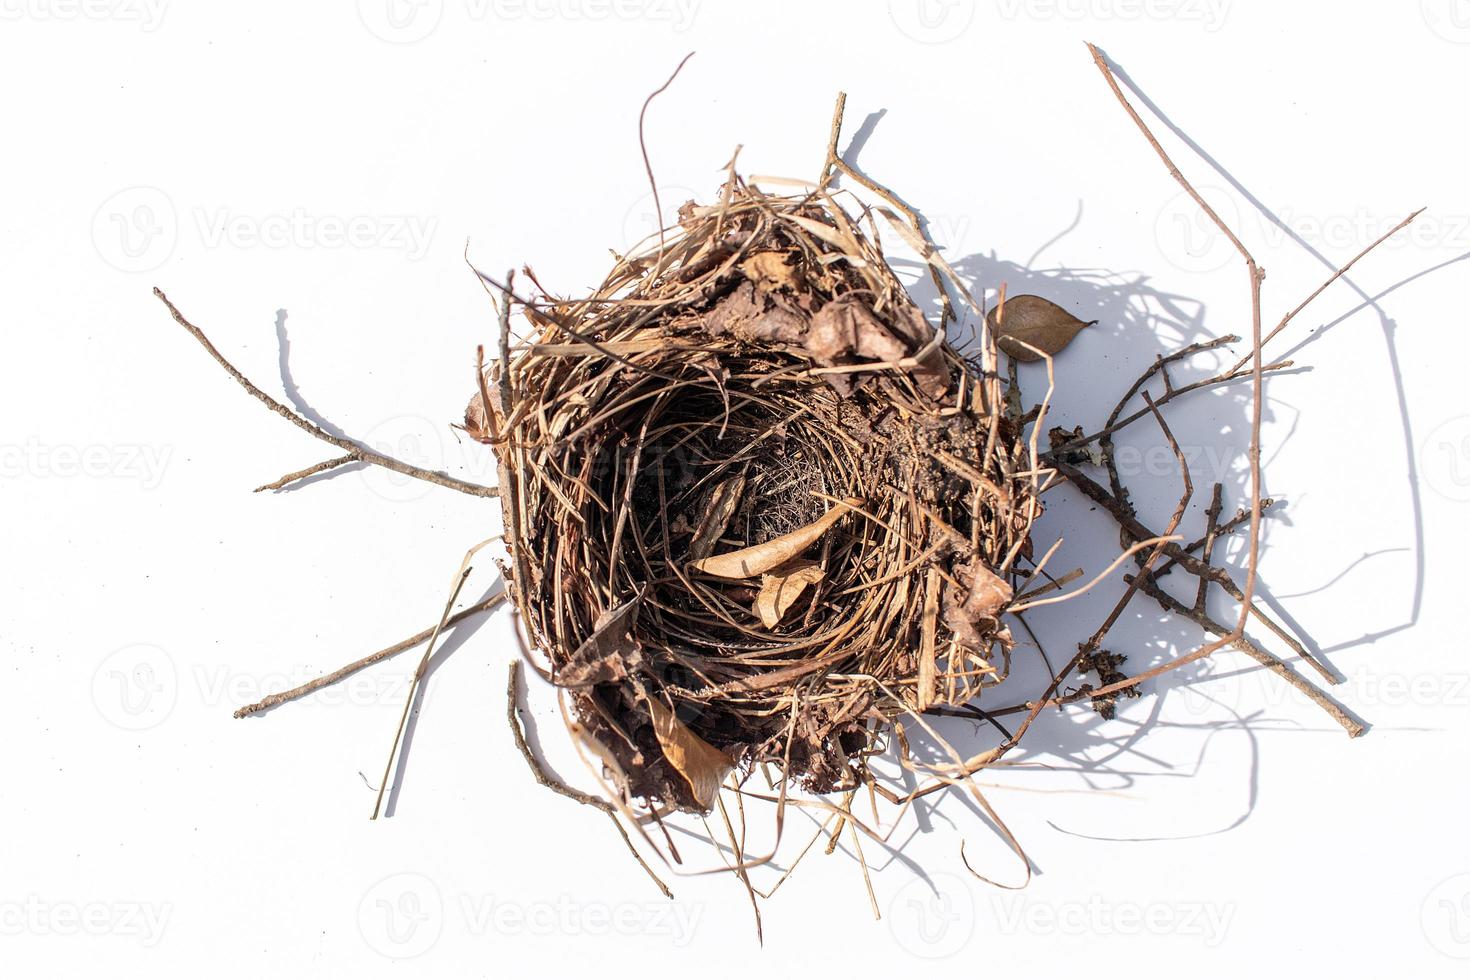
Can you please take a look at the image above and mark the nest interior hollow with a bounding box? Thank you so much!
[473,178,1043,812]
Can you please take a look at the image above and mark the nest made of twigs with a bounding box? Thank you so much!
[466,176,1044,813]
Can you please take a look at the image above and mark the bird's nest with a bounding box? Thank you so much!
[467,177,1044,812]
[161,57,1400,932]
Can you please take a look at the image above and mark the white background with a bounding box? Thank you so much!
[3,1,1469,976]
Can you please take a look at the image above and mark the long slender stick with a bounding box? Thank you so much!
[1086,43,1266,633]
[154,288,498,499]
[1125,572,1364,736]
[232,593,505,718]
[253,454,357,493]
[371,539,495,820]
[1223,207,1424,376]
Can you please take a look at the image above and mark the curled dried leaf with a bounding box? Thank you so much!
[688,473,747,561]
[806,295,949,398]
[462,389,498,444]
[645,697,734,811]
[806,294,906,364]
[986,294,1096,362]
[703,280,807,346]
[557,598,641,688]
[753,560,825,629]
[941,560,1014,649]
[691,497,862,579]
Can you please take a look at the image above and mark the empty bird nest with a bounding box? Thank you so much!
[158,50,1414,933]
[463,172,1043,813]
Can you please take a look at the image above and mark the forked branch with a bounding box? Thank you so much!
[154,288,499,499]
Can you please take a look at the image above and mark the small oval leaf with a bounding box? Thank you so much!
[986,295,1096,362]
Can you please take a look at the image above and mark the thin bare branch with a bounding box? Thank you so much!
[154,288,498,499]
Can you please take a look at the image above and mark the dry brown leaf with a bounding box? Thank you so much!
[805,296,949,399]
[462,389,498,444]
[941,560,1014,648]
[703,280,807,346]
[645,697,734,811]
[805,295,906,364]
[889,302,952,398]
[740,252,800,292]
[558,598,642,687]
[961,561,1012,619]
[688,472,747,561]
[986,294,1096,362]
[753,560,825,628]
[691,497,862,579]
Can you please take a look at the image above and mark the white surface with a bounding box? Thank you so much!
[3,2,1469,976]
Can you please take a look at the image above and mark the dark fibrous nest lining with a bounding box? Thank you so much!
[469,177,1044,812]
